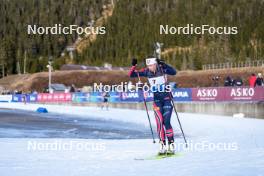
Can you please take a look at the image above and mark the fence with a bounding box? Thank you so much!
[202,60,264,70]
[1,87,263,103]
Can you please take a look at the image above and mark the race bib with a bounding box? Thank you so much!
[148,76,167,91]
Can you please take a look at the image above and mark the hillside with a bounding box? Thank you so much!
[0,67,263,92]
[80,0,264,68]
[1,0,264,75]
[0,0,111,74]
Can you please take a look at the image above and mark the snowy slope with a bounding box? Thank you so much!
[0,103,264,176]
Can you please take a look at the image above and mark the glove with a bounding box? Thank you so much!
[156,58,165,66]
[132,58,137,66]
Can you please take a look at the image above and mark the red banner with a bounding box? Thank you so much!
[192,87,264,101]
[227,87,264,101]
[37,93,72,102]
[192,87,225,101]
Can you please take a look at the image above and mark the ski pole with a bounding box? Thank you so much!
[159,64,188,148]
[136,70,156,144]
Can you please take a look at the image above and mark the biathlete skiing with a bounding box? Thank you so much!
[128,56,177,155]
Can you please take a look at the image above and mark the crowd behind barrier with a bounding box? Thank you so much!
[0,87,263,103]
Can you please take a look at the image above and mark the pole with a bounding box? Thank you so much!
[2,64,4,78]
[154,41,188,147]
[17,61,21,75]
[48,62,52,93]
[136,70,156,143]
[48,56,52,93]
[0,60,4,78]
[159,64,188,148]
[24,51,27,74]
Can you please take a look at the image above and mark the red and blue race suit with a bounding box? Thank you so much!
[128,64,176,143]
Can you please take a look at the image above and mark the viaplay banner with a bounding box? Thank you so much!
[192,87,264,101]
[12,94,37,102]
[108,92,121,103]
[89,92,121,103]
[72,93,90,103]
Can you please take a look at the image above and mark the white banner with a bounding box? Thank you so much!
[0,95,13,102]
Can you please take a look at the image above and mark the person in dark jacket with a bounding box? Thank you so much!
[255,73,264,87]
[128,57,176,154]
[224,76,233,86]
[233,77,243,86]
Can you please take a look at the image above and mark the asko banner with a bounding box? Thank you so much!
[192,87,225,101]
[227,87,264,101]
[37,93,72,102]
[192,87,264,101]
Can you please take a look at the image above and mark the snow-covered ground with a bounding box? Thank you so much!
[0,102,264,176]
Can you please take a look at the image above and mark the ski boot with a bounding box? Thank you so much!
[158,141,167,155]
[167,140,175,155]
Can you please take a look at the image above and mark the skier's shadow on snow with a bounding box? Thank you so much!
[0,109,153,139]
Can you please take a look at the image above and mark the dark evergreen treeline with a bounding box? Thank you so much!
[1,0,264,74]
[0,0,109,74]
[81,0,264,70]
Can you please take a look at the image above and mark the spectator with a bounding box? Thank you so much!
[69,84,76,92]
[233,76,243,86]
[224,76,233,86]
[212,76,220,87]
[255,73,264,86]
[249,73,257,87]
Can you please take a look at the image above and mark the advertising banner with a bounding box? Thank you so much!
[89,92,103,103]
[120,91,140,102]
[192,87,226,101]
[8,87,263,103]
[0,95,13,102]
[192,87,264,102]
[120,89,192,102]
[12,94,37,102]
[172,88,192,101]
[226,87,264,101]
[37,93,72,102]
[108,92,121,103]
[72,93,90,103]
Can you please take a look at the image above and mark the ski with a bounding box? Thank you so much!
[134,152,183,161]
